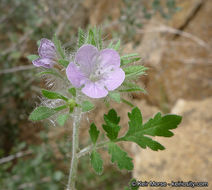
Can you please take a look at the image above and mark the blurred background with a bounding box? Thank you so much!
[0,0,211,189]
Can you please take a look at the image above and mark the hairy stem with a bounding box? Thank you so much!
[67,111,82,190]
[77,140,109,159]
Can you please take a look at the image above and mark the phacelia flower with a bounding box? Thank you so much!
[66,44,125,98]
[32,38,57,68]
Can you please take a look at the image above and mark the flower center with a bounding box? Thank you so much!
[89,69,102,82]
[89,55,104,82]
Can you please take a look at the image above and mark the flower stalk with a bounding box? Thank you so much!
[67,110,82,190]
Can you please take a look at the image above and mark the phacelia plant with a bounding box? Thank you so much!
[28,28,182,190]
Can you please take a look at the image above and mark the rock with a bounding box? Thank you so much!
[83,0,122,25]
[133,97,212,189]
[129,0,212,110]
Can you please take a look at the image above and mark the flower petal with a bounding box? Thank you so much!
[66,62,87,88]
[99,49,120,69]
[75,44,98,73]
[32,58,55,68]
[104,68,125,91]
[82,81,108,98]
[38,38,57,59]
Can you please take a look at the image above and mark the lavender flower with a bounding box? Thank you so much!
[32,38,57,68]
[66,44,125,98]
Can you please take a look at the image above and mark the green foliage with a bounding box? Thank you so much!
[29,106,57,121]
[108,142,133,170]
[86,28,103,49]
[89,106,181,174]
[121,98,134,107]
[109,92,121,103]
[56,113,69,126]
[81,101,95,112]
[68,88,76,97]
[119,107,182,151]
[121,53,141,66]
[102,109,121,141]
[89,123,100,144]
[123,65,147,79]
[90,150,103,175]
[108,40,121,50]
[42,89,68,101]
[78,28,85,48]
[36,70,63,79]
[120,82,146,93]
[27,54,39,61]
[53,34,65,59]
[120,0,179,42]
[58,59,69,67]
[0,132,66,190]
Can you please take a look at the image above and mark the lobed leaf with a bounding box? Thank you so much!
[120,107,182,151]
[108,142,133,170]
[90,150,103,175]
[102,109,120,141]
[89,123,100,144]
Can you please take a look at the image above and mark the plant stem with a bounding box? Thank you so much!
[77,140,109,159]
[67,111,82,190]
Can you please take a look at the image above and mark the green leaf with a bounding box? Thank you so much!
[54,105,67,111]
[102,109,120,141]
[29,106,56,121]
[121,57,141,66]
[41,89,68,101]
[78,28,85,48]
[89,123,100,144]
[57,114,69,126]
[36,70,63,79]
[108,41,114,49]
[97,29,103,49]
[109,92,121,103]
[68,88,76,97]
[121,98,134,107]
[37,40,41,47]
[108,40,121,50]
[108,142,133,170]
[90,150,103,175]
[121,53,139,59]
[27,54,39,61]
[120,107,182,151]
[58,59,69,67]
[81,101,94,112]
[123,65,147,79]
[114,39,121,51]
[88,28,96,46]
[53,34,65,59]
[120,82,146,93]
